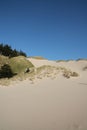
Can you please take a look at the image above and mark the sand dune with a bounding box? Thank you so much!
[0,59,87,130]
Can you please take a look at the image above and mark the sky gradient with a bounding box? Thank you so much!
[0,0,87,60]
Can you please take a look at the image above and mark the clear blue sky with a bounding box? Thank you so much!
[0,0,87,60]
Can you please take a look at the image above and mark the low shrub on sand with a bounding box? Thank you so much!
[9,56,34,74]
[0,64,14,78]
[63,70,79,78]
[83,66,87,71]
[71,72,79,77]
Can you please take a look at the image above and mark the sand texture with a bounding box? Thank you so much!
[0,59,87,130]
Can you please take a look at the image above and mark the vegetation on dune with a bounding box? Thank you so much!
[0,55,34,80]
[0,61,79,85]
[63,70,79,78]
[56,59,74,62]
[83,66,87,71]
[29,56,47,60]
[0,43,80,84]
[0,43,27,57]
[0,64,14,78]
[0,55,34,77]
[56,60,66,62]
[0,55,9,67]
[0,43,34,79]
[56,58,87,62]
[9,56,34,74]
[76,58,87,61]
[37,65,79,79]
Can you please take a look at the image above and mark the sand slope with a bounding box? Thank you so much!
[0,59,87,130]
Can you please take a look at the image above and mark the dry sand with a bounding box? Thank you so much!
[0,59,87,130]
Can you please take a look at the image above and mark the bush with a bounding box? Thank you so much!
[63,70,79,78]
[83,66,87,71]
[0,64,14,78]
[71,72,79,77]
[9,56,34,74]
[63,71,71,78]
[19,50,27,57]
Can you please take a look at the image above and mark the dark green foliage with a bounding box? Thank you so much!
[10,49,19,57]
[19,50,27,57]
[0,43,27,57]
[0,64,14,78]
[0,44,12,56]
[2,44,12,57]
[9,56,34,74]
[0,43,3,55]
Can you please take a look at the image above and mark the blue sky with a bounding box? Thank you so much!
[0,0,87,60]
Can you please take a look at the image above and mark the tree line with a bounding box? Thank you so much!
[0,43,27,57]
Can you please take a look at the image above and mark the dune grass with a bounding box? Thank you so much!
[0,55,9,67]
[63,70,79,78]
[29,56,46,60]
[76,58,87,61]
[9,56,34,74]
[83,66,87,71]
[0,55,34,85]
[56,59,74,62]
[0,56,79,86]
[37,65,79,79]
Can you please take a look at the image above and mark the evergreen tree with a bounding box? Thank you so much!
[19,50,27,57]
[0,43,27,57]
[2,44,12,57]
[0,43,4,55]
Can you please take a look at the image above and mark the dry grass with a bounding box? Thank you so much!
[37,65,79,79]
[56,59,74,62]
[63,70,79,78]
[83,66,87,71]
[0,64,79,86]
[0,55,9,67]
[71,72,79,77]
[56,60,66,62]
[0,78,11,86]
[29,56,46,60]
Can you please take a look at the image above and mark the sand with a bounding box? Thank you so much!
[0,59,87,130]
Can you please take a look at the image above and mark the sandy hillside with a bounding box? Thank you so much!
[0,58,87,130]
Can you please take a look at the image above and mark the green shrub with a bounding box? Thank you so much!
[0,64,14,78]
[9,56,34,74]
